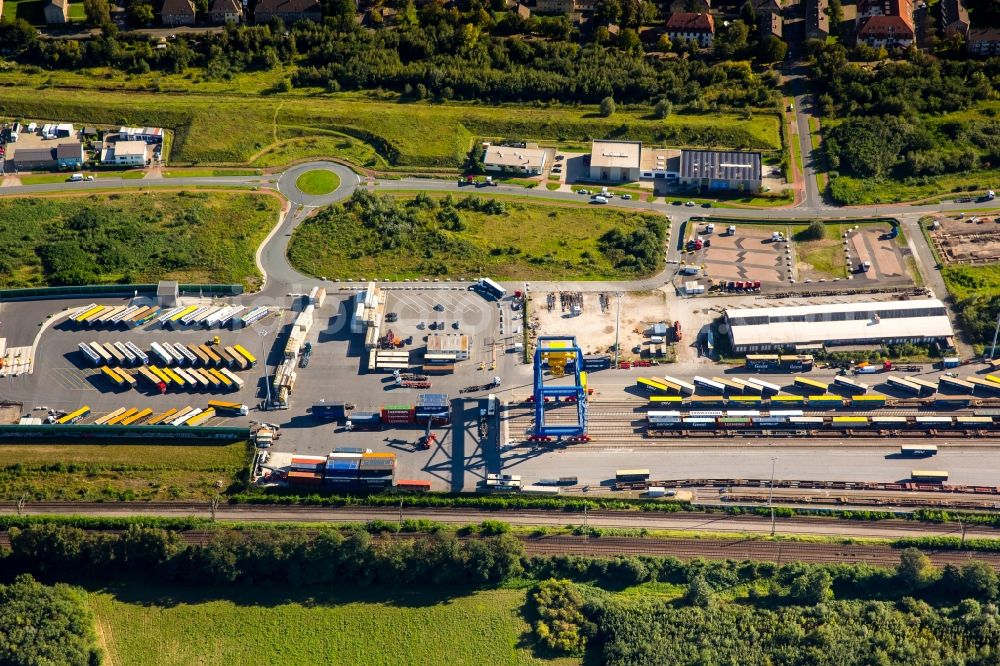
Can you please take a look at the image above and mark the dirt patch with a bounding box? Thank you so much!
[532,291,669,357]
[929,214,1000,264]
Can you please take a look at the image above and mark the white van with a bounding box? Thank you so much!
[591,195,608,204]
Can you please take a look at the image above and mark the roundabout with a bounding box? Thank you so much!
[277,161,358,208]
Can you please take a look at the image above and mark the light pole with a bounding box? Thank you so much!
[768,456,777,537]
[988,311,1000,361]
[613,291,622,368]
[257,327,272,409]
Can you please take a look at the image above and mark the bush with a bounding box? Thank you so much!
[532,579,594,655]
[795,220,826,241]
[599,96,616,117]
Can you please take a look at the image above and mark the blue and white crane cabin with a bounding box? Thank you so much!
[532,336,588,441]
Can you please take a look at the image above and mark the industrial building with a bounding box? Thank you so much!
[589,140,642,182]
[482,144,547,175]
[426,334,470,361]
[724,299,955,352]
[679,150,762,192]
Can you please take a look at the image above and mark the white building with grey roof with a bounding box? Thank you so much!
[724,299,955,352]
[483,144,547,175]
[680,149,762,192]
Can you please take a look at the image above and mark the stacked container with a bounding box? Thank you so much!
[380,405,416,425]
[323,452,362,486]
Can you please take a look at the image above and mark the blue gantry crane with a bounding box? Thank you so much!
[530,336,589,442]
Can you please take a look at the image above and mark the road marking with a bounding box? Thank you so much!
[51,367,97,391]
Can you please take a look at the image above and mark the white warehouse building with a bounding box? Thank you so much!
[724,299,955,353]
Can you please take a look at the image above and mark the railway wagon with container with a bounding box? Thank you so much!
[648,395,683,406]
[794,377,828,395]
[694,376,727,394]
[831,416,869,428]
[806,395,844,409]
[770,394,804,407]
[851,394,888,408]
[746,377,782,395]
[662,376,695,396]
[647,410,682,426]
[834,376,869,394]
[939,376,976,394]
[728,395,763,407]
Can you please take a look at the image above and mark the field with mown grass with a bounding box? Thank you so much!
[0,85,781,169]
[0,442,250,501]
[0,191,280,289]
[289,192,667,281]
[88,586,569,666]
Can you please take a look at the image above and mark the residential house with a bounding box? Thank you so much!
[805,0,829,39]
[515,3,531,18]
[11,148,57,172]
[42,0,69,24]
[102,140,147,166]
[209,0,243,23]
[665,12,715,46]
[254,0,322,24]
[118,127,164,143]
[55,142,84,169]
[939,0,969,37]
[856,0,914,47]
[160,0,196,25]
[755,0,782,39]
[968,28,1000,55]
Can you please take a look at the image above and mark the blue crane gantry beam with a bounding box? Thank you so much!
[532,336,588,440]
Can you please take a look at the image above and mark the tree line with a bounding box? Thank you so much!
[0,4,782,108]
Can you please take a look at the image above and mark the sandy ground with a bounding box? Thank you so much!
[930,214,1000,264]
[0,176,22,187]
[532,291,670,357]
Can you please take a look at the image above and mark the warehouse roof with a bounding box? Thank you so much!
[725,299,954,347]
[590,140,641,169]
[680,150,762,181]
[483,145,546,170]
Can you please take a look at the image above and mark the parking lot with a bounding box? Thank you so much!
[684,221,790,287]
[845,224,909,283]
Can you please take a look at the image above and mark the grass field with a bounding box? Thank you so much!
[162,169,263,178]
[289,193,665,281]
[295,169,340,195]
[88,585,567,666]
[831,170,1000,205]
[0,85,782,169]
[253,129,389,169]
[940,263,1000,302]
[0,443,249,501]
[0,191,280,288]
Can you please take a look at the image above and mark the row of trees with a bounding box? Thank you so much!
[1,2,782,107]
[6,524,525,587]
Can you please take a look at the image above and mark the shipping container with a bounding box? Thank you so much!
[312,402,349,420]
[939,376,976,394]
[219,367,244,390]
[209,368,235,390]
[904,376,938,396]
[745,354,780,371]
[187,344,211,366]
[106,407,138,425]
[184,367,211,390]
[232,344,257,367]
[693,376,726,394]
[125,341,149,365]
[146,408,179,425]
[171,407,202,426]
[711,376,745,395]
[395,479,431,491]
[197,368,221,390]
[794,376,828,395]
[78,342,102,366]
[662,375,695,396]
[185,408,216,426]
[968,377,1000,395]
[150,342,173,366]
[113,341,137,366]
[94,407,128,425]
[136,366,162,388]
[101,366,126,388]
[57,406,91,424]
[901,444,938,456]
[201,345,223,367]
[71,303,100,325]
[887,375,923,395]
[833,375,869,394]
[116,368,138,389]
[746,377,782,395]
[208,400,248,416]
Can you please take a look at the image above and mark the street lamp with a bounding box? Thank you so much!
[257,327,272,409]
[613,291,622,368]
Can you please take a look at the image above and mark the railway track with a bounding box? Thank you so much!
[0,529,996,569]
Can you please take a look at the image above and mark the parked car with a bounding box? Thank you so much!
[685,201,696,207]
[702,202,712,208]
[577,189,590,195]
[385,312,398,322]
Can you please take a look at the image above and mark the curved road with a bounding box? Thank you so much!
[2,161,998,299]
